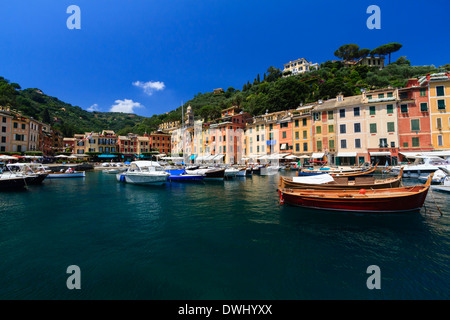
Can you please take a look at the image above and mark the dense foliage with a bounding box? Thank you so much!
[1,55,449,136]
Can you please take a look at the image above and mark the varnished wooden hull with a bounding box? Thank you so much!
[298,164,378,178]
[278,175,431,213]
[279,169,402,190]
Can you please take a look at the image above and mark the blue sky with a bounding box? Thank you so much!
[0,0,449,117]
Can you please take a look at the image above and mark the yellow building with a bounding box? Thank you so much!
[291,105,313,156]
[420,72,450,149]
[283,58,319,76]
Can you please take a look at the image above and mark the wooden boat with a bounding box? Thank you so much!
[298,163,378,178]
[278,173,432,213]
[280,167,403,190]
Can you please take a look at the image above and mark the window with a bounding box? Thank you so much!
[411,119,420,131]
[2,117,6,123]
[282,131,287,139]
[438,99,446,110]
[387,104,394,114]
[378,93,384,99]
[328,111,334,120]
[387,92,393,98]
[401,104,408,113]
[387,122,395,132]
[302,118,307,126]
[367,95,372,100]
[436,86,445,97]
[269,124,273,130]
[437,118,442,130]
[412,137,420,147]
[295,143,300,152]
[340,139,347,149]
[403,142,408,148]
[317,141,322,151]
[316,126,322,134]
[329,140,335,150]
[353,107,360,116]
[22,124,25,130]
[13,122,17,129]
[313,113,320,121]
[303,131,307,139]
[0,146,4,152]
[303,143,308,152]
[438,135,443,146]
[420,103,428,112]
[339,109,345,118]
[420,88,427,97]
[354,123,361,133]
[340,124,346,134]
[295,120,299,127]
[370,106,376,115]
[280,122,288,128]
[355,138,361,149]
[295,132,299,140]
[370,123,377,133]
[1,126,5,133]
[379,138,388,148]
[328,125,334,133]
[1,136,6,143]
[391,142,395,148]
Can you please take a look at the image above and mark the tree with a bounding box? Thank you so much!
[41,108,52,124]
[357,48,371,60]
[371,43,402,64]
[393,56,411,66]
[334,44,360,61]
[265,66,282,82]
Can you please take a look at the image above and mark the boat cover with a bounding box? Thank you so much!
[292,174,335,184]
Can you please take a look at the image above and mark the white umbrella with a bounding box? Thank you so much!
[55,155,69,158]
[0,155,17,160]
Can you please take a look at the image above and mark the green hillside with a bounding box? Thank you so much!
[1,54,448,137]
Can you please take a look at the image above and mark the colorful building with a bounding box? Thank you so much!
[397,79,433,161]
[363,88,400,165]
[419,72,450,150]
[291,105,313,157]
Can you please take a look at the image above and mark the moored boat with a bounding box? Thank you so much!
[117,161,169,185]
[47,170,86,178]
[279,167,403,190]
[0,174,34,190]
[278,173,432,213]
[166,168,204,182]
[185,168,225,180]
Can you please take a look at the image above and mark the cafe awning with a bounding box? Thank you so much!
[337,152,357,157]
[311,153,325,158]
[370,151,391,156]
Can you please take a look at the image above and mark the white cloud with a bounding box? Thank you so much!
[109,99,143,113]
[132,80,165,96]
[87,104,99,112]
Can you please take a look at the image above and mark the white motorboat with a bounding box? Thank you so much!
[260,165,279,176]
[430,167,450,193]
[391,156,450,178]
[6,163,49,184]
[116,161,169,185]
[235,167,247,177]
[103,167,127,174]
[47,169,86,178]
[224,167,239,178]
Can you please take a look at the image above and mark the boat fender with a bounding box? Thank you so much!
[278,190,284,204]
[120,175,126,182]
[359,189,367,195]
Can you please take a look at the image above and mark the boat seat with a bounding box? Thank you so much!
[333,177,348,184]
[354,177,375,184]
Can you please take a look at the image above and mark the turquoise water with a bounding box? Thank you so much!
[0,171,449,299]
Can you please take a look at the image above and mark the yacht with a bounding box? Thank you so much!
[116,161,169,185]
[391,156,450,178]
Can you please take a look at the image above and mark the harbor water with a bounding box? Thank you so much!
[0,170,449,299]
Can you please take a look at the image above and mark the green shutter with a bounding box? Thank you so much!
[387,122,395,132]
[370,123,377,133]
[438,100,446,110]
[370,106,376,115]
[436,86,445,97]
[420,103,428,112]
[412,137,420,147]
[387,104,393,114]
[411,119,420,131]
[317,141,322,151]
